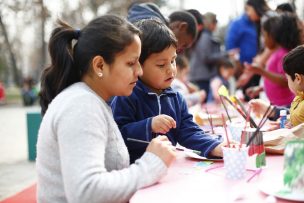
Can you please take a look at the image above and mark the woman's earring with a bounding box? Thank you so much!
[97,72,103,77]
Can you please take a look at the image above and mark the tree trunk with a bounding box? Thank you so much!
[0,13,20,86]
[35,0,47,81]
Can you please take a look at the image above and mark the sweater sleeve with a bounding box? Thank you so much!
[56,97,166,203]
[176,95,222,157]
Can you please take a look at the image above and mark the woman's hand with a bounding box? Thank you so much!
[152,114,176,134]
[146,135,176,167]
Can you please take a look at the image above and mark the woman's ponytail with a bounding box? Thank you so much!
[40,20,81,115]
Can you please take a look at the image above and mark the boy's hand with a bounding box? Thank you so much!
[249,99,270,118]
[152,114,176,134]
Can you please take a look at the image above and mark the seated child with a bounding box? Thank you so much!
[210,59,235,103]
[171,55,206,106]
[249,45,304,128]
[111,19,224,163]
[244,13,301,106]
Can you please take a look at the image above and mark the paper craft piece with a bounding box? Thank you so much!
[283,140,304,194]
[184,151,223,162]
[218,85,229,97]
[194,161,213,169]
[263,123,304,154]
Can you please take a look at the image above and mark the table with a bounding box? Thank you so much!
[130,152,291,203]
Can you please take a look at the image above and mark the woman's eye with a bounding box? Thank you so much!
[128,62,135,66]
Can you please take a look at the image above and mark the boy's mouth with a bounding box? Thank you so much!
[165,77,174,82]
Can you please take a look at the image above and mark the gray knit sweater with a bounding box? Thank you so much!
[36,82,167,203]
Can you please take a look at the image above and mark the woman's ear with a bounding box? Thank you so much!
[92,56,104,77]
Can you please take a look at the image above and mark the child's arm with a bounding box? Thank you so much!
[210,77,223,103]
[175,94,223,157]
[244,63,288,87]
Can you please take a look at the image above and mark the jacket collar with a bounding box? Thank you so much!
[137,80,176,96]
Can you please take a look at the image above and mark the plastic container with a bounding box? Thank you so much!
[280,110,287,128]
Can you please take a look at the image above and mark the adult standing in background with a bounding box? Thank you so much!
[127,2,197,53]
[189,12,234,100]
[225,0,270,100]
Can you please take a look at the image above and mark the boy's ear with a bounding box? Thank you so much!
[92,56,104,76]
[294,73,304,86]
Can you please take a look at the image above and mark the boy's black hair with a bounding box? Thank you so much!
[283,45,304,80]
[262,12,301,50]
[168,11,197,40]
[175,55,189,70]
[135,19,177,64]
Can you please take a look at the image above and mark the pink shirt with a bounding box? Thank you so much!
[264,47,294,106]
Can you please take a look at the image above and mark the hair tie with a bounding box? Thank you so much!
[74,29,81,39]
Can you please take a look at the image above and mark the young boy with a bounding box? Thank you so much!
[250,45,304,127]
[111,19,223,163]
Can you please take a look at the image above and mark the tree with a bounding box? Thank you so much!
[0,12,21,86]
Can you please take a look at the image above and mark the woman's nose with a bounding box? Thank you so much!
[136,63,143,77]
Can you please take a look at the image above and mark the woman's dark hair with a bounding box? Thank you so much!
[276,3,294,13]
[40,15,140,115]
[283,45,304,80]
[246,0,270,17]
[169,11,197,40]
[135,19,177,64]
[262,13,301,50]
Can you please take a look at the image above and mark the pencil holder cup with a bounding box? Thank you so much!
[226,119,245,142]
[241,128,266,168]
[222,145,248,180]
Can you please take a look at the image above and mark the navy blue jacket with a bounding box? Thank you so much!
[111,80,222,163]
[127,3,168,24]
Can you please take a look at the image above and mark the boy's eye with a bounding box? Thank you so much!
[157,64,165,68]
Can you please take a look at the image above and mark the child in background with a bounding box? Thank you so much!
[250,45,304,128]
[244,13,301,106]
[171,55,206,106]
[210,59,235,103]
[111,19,224,163]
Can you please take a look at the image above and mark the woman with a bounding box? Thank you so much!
[36,15,176,203]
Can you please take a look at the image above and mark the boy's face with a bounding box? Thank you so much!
[286,73,304,94]
[140,45,177,94]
